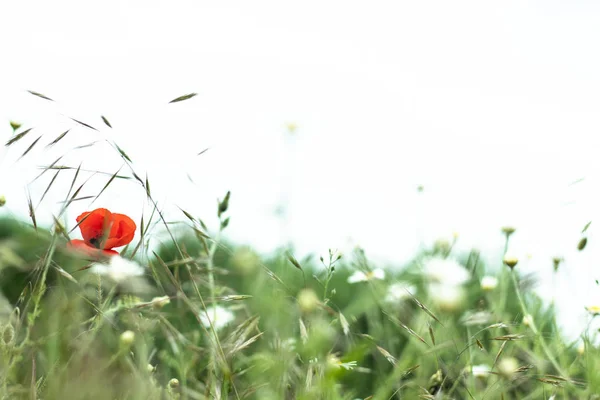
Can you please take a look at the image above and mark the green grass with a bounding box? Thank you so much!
[0,213,598,399]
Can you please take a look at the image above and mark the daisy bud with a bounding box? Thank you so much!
[168,378,180,389]
[501,226,516,237]
[0,195,6,207]
[298,289,319,313]
[120,330,135,347]
[503,255,518,269]
[147,364,156,373]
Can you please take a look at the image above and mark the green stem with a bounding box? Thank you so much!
[509,270,567,377]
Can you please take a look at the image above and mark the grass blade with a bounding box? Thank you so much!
[27,90,54,101]
[101,115,112,128]
[20,135,43,159]
[45,130,70,148]
[169,93,197,103]
[6,128,33,146]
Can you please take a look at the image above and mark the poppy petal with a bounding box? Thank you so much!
[103,213,136,249]
[67,239,119,258]
[76,208,112,245]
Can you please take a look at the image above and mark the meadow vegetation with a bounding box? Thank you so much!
[0,95,599,399]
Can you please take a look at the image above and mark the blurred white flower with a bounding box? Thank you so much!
[90,256,144,282]
[472,364,491,378]
[199,306,235,330]
[497,357,519,378]
[385,282,416,303]
[423,257,470,286]
[347,268,385,284]
[481,276,498,291]
[428,283,466,312]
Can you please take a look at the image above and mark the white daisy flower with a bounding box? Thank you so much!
[90,256,145,282]
[428,283,466,312]
[480,276,498,291]
[199,306,235,330]
[347,268,385,284]
[472,364,491,378]
[423,257,470,286]
[385,282,416,303]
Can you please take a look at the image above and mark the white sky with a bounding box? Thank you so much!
[2,0,600,340]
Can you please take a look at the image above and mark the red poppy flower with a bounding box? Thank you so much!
[68,208,136,257]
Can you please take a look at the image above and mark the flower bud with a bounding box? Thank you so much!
[501,226,516,237]
[503,255,518,269]
[522,314,533,327]
[0,195,6,207]
[120,330,135,347]
[168,378,180,389]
